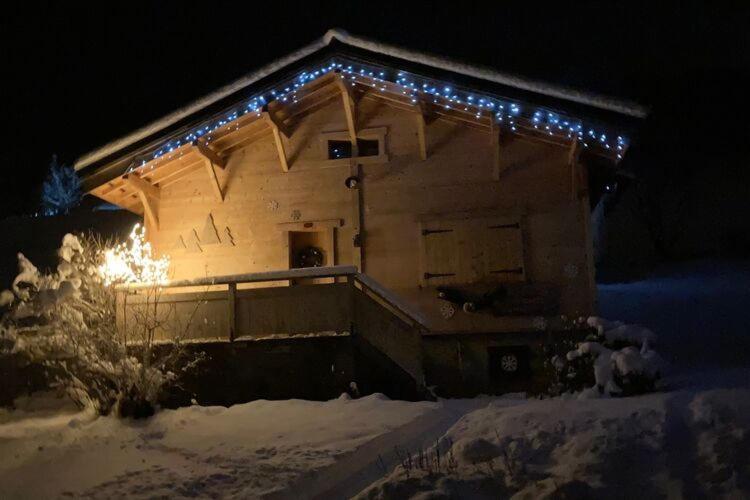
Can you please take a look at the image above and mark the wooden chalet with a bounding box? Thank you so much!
[75,30,646,400]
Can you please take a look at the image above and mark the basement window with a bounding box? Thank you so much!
[326,138,381,160]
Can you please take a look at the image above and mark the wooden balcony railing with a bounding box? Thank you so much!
[118,266,428,386]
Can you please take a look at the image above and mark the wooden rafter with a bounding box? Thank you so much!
[122,173,159,229]
[262,111,289,172]
[157,159,204,188]
[211,119,268,153]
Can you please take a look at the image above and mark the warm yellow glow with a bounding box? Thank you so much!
[99,224,170,286]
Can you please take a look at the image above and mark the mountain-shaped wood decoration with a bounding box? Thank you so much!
[221,226,235,246]
[200,214,221,245]
[185,229,202,253]
[173,235,187,251]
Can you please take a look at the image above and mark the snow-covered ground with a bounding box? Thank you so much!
[356,260,750,498]
[0,394,437,499]
[357,385,750,498]
[1,260,748,499]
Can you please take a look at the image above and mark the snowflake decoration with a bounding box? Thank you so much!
[533,316,548,331]
[564,263,579,279]
[440,302,456,319]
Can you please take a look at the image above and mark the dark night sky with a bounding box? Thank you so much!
[1,2,749,217]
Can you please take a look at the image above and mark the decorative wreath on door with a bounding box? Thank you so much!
[294,246,324,268]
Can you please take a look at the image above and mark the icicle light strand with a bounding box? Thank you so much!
[128,58,629,172]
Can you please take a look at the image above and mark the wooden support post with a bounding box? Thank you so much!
[204,160,224,202]
[115,288,126,334]
[122,173,160,229]
[412,97,434,161]
[348,273,358,334]
[262,111,289,172]
[491,125,503,181]
[136,191,158,230]
[579,183,596,313]
[227,282,237,342]
[415,112,427,160]
[569,139,583,200]
[192,140,226,202]
[489,113,495,145]
[336,76,358,157]
[349,162,363,272]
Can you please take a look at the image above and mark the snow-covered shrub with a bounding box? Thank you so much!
[0,226,202,417]
[543,317,597,395]
[563,317,664,397]
[41,155,81,216]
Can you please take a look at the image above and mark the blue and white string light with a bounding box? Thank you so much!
[129,58,628,172]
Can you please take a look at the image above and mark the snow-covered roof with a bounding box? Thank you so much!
[75,29,648,171]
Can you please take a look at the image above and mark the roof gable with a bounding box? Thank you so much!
[76,29,647,178]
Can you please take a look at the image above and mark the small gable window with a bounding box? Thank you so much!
[357,138,380,157]
[327,138,381,160]
[327,140,352,160]
[319,127,389,165]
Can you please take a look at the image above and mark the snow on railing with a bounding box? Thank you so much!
[119,265,358,289]
[352,273,429,331]
[118,265,431,338]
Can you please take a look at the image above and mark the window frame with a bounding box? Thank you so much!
[318,127,389,166]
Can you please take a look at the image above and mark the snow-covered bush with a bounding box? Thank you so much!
[0,226,202,417]
[560,317,664,397]
[41,155,81,216]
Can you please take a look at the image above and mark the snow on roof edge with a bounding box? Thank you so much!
[75,36,329,171]
[76,28,648,171]
[327,29,648,119]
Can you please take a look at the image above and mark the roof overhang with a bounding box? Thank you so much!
[77,29,648,202]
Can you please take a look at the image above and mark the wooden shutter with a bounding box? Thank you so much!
[420,222,459,286]
[484,219,525,282]
[419,216,525,286]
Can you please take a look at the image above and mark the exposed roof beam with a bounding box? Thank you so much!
[193,141,226,169]
[262,105,291,138]
[262,111,289,172]
[122,173,160,200]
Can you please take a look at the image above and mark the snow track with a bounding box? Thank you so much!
[276,399,495,499]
